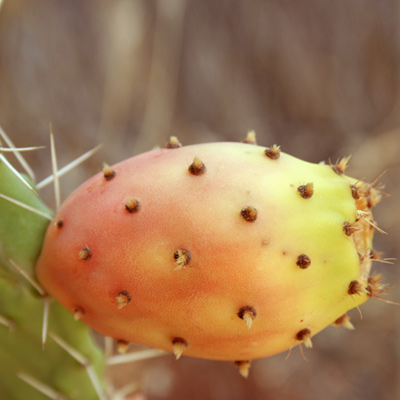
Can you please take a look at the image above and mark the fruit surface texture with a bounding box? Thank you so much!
[36,141,379,361]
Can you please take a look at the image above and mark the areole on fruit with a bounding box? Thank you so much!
[35,135,388,366]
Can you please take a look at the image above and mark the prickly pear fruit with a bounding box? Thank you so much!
[36,141,385,362]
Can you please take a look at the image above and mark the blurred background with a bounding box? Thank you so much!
[0,1,399,399]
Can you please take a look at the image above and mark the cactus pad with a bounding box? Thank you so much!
[0,151,105,400]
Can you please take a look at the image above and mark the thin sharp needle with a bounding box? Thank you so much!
[0,154,38,195]
[8,259,46,296]
[49,125,61,211]
[0,193,53,220]
[110,382,139,400]
[0,125,37,182]
[104,336,114,358]
[86,365,107,400]
[42,296,50,349]
[0,146,46,152]
[36,144,103,190]
[49,332,107,400]
[0,314,14,330]
[107,349,167,366]
[17,372,67,400]
[49,332,88,365]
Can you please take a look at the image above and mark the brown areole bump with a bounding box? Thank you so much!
[264,144,281,160]
[296,254,311,269]
[102,163,116,180]
[234,360,251,378]
[116,340,130,354]
[331,157,350,175]
[348,280,365,296]
[125,198,141,213]
[343,221,357,236]
[350,183,361,200]
[237,306,257,329]
[172,337,188,360]
[297,183,314,199]
[165,136,182,149]
[174,248,192,268]
[78,246,91,260]
[240,206,258,222]
[296,328,312,348]
[74,306,85,321]
[116,291,131,310]
[188,156,206,175]
[333,314,355,330]
[242,131,257,145]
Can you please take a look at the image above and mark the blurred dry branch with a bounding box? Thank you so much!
[0,1,399,400]
[135,0,187,154]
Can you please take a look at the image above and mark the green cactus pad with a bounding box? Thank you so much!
[0,154,106,400]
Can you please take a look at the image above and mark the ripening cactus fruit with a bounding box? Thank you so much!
[36,136,388,367]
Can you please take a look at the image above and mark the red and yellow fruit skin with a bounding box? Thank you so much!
[36,142,376,361]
